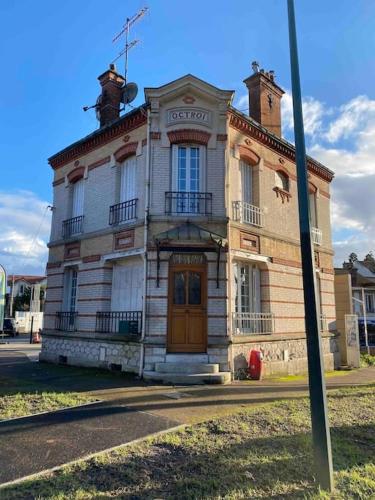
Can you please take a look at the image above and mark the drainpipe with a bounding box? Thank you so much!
[139,107,151,377]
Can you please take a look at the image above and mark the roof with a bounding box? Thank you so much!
[7,275,46,286]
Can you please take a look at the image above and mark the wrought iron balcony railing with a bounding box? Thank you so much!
[55,311,77,332]
[165,192,212,215]
[109,199,138,225]
[232,312,274,335]
[232,201,264,227]
[62,216,84,239]
[311,227,322,246]
[95,311,142,335]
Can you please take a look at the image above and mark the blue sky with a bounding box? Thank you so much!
[1,0,375,274]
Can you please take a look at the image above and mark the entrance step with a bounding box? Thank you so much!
[165,354,209,363]
[155,362,219,374]
[143,371,231,385]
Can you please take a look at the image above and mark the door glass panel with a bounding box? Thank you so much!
[188,272,201,305]
[173,272,186,305]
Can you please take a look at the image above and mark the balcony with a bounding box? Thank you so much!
[62,216,84,239]
[109,199,137,225]
[95,311,142,335]
[232,312,274,335]
[55,311,77,332]
[311,227,322,246]
[233,201,264,227]
[165,192,212,216]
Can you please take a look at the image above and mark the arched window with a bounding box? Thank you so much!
[275,170,289,192]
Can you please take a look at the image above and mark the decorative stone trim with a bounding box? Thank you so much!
[82,254,101,263]
[46,261,62,269]
[240,231,260,253]
[64,241,81,260]
[229,110,334,182]
[67,166,85,184]
[52,178,64,187]
[114,229,134,250]
[167,129,211,145]
[49,107,147,170]
[273,186,292,203]
[88,156,111,171]
[238,145,260,166]
[150,131,161,140]
[216,134,228,141]
[114,142,138,163]
[182,95,196,104]
[308,181,318,193]
[271,257,302,268]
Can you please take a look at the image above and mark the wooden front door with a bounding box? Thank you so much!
[168,261,207,353]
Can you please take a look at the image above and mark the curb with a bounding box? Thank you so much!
[0,423,187,490]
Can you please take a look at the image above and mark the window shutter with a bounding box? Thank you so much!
[120,157,136,203]
[241,161,252,204]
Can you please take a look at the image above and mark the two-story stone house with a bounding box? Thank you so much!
[41,63,338,382]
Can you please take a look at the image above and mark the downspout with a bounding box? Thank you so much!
[139,107,151,377]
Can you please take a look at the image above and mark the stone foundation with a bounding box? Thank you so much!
[40,334,141,373]
[232,334,340,378]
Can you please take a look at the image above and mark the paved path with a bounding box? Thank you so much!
[0,400,180,485]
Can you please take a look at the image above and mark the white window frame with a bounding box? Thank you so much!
[233,262,261,314]
[72,179,84,218]
[240,160,253,204]
[63,268,78,312]
[172,144,206,193]
[120,156,137,203]
[309,191,318,228]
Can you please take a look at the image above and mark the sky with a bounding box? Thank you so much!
[1,0,375,276]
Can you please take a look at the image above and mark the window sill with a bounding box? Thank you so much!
[273,187,292,203]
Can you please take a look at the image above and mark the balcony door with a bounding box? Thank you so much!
[111,259,143,312]
[241,160,253,205]
[171,144,205,213]
[168,256,207,353]
[120,156,136,203]
[72,179,84,218]
[234,262,260,314]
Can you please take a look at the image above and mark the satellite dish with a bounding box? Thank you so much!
[122,82,138,105]
[95,94,102,122]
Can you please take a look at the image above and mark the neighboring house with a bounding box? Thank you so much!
[41,63,338,382]
[335,259,375,358]
[6,275,46,314]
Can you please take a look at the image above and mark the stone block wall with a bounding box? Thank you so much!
[40,335,141,373]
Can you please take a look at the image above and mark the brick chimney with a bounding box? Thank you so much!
[244,62,285,137]
[97,64,125,128]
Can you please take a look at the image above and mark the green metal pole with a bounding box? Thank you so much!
[286,0,334,491]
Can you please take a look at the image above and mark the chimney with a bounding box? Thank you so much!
[244,62,285,137]
[97,64,125,127]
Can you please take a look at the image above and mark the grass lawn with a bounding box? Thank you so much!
[0,391,94,420]
[1,385,374,499]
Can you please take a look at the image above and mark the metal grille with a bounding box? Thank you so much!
[232,312,274,335]
[165,192,212,215]
[55,312,77,332]
[62,216,84,238]
[232,201,264,227]
[95,311,142,334]
[109,199,137,225]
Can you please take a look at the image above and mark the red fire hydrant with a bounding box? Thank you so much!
[248,350,263,380]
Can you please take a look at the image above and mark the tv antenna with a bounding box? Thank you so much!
[112,6,148,85]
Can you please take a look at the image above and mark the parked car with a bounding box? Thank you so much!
[1,318,18,337]
[358,318,375,346]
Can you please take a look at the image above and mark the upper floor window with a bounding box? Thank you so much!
[172,145,205,193]
[72,179,84,218]
[275,170,289,192]
[241,160,253,205]
[309,188,318,228]
[120,156,136,203]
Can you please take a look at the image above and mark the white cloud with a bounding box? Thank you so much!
[0,190,52,275]
[282,90,327,138]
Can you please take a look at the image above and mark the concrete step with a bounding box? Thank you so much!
[155,362,219,374]
[143,371,231,385]
[165,354,209,363]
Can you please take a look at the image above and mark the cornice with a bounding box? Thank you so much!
[228,108,334,183]
[49,105,147,170]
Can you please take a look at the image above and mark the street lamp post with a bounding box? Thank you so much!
[287,0,334,492]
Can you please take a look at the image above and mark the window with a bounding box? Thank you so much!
[309,191,318,228]
[241,160,253,204]
[111,259,143,311]
[120,156,136,203]
[366,292,375,313]
[275,171,289,192]
[172,145,205,192]
[63,268,78,312]
[72,179,84,218]
[234,263,261,313]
